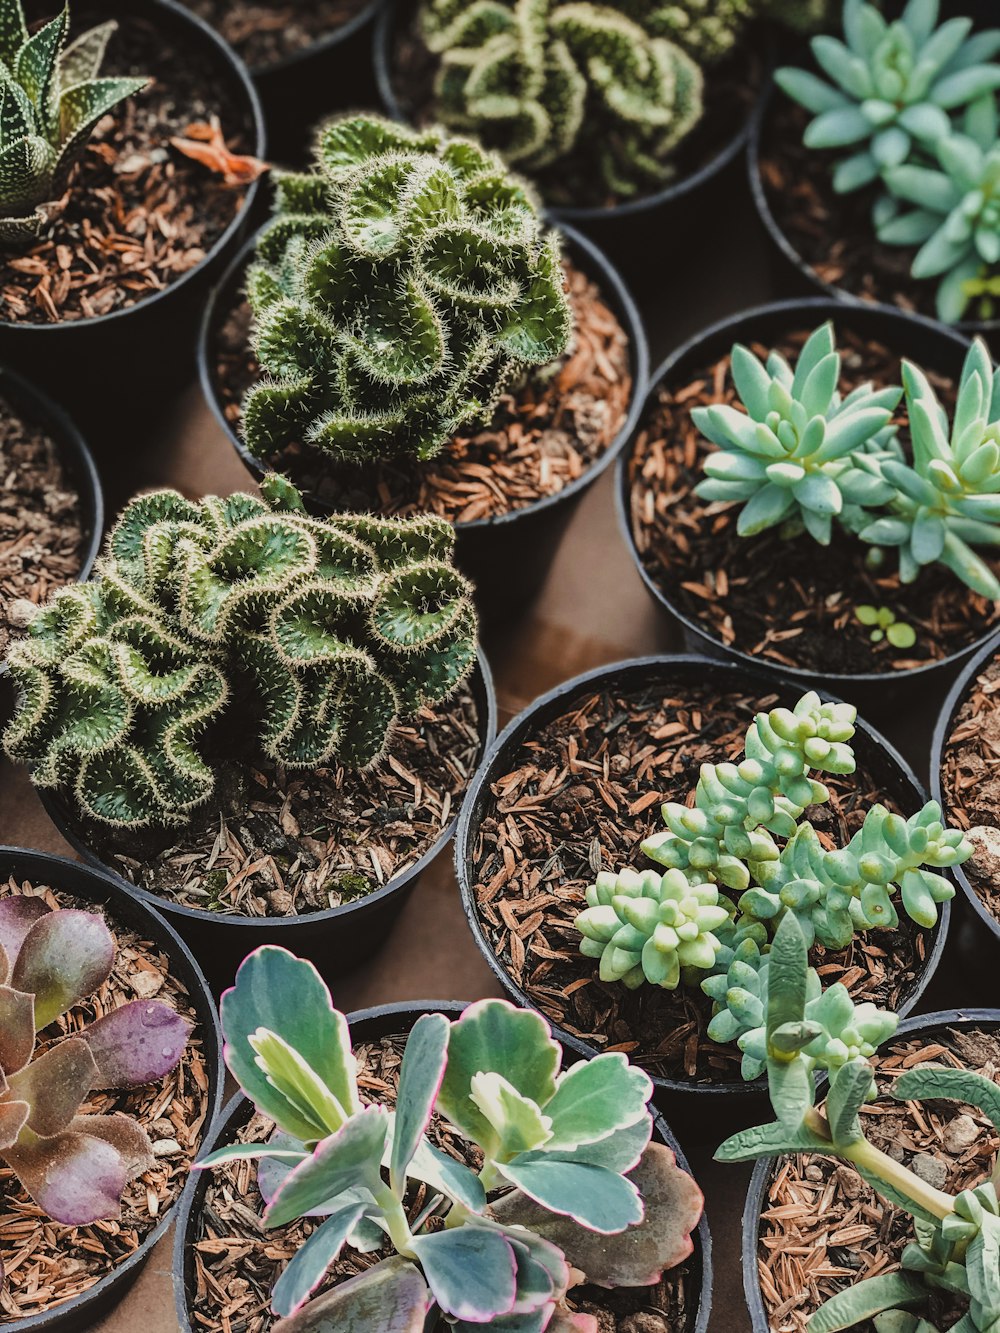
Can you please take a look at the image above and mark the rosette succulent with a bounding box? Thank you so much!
[0,0,148,243]
[418,0,703,199]
[0,894,188,1231]
[718,913,1000,1333]
[2,475,477,830]
[198,948,704,1331]
[243,114,572,466]
[774,0,1000,196]
[693,321,902,544]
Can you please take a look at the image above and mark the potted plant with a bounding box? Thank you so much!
[0,364,102,715]
[0,0,266,434]
[198,110,648,617]
[1,474,495,990]
[0,843,223,1332]
[750,0,1000,337]
[729,913,1000,1333]
[172,947,713,1332]
[618,297,1000,718]
[454,655,959,1123]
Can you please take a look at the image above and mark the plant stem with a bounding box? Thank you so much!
[374,1183,417,1258]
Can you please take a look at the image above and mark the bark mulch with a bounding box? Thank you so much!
[190,1033,695,1333]
[0,875,212,1321]
[86,685,482,917]
[0,9,253,325]
[628,327,1000,676]
[0,399,86,658]
[466,679,931,1086]
[758,1025,1000,1333]
[212,260,632,522]
[183,0,371,68]
[939,655,1000,924]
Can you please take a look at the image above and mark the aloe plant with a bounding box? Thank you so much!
[198,948,704,1331]
[717,912,1000,1333]
[0,0,148,243]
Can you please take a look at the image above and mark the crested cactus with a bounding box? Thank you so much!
[242,114,573,467]
[0,894,188,1227]
[0,0,148,244]
[2,475,478,830]
[418,0,704,200]
[628,0,754,65]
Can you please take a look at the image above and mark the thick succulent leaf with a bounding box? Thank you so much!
[809,1272,927,1332]
[14,8,66,131]
[389,1012,449,1191]
[544,1054,652,1150]
[58,76,148,143]
[249,1029,352,1140]
[491,1142,702,1287]
[271,1201,368,1317]
[0,983,35,1075]
[824,1060,873,1147]
[221,947,360,1142]
[715,1119,830,1164]
[12,908,114,1029]
[7,1037,97,1135]
[497,1155,642,1233]
[59,19,116,86]
[893,1066,1000,1136]
[197,1139,307,1174]
[271,1257,431,1333]
[4,1127,132,1225]
[67,1112,156,1178]
[547,1313,599,1333]
[399,1132,487,1212]
[0,1098,29,1150]
[264,1107,388,1228]
[409,1224,518,1321]
[0,0,28,68]
[81,999,190,1089]
[438,1000,560,1154]
[0,896,50,978]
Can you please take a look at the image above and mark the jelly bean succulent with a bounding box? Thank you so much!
[574,691,970,1081]
[418,0,703,201]
[718,912,1000,1333]
[2,474,477,830]
[197,947,704,1331]
[0,0,148,244]
[243,113,572,467]
[0,894,188,1236]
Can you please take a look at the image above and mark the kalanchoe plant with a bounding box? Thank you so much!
[574,691,970,1081]
[0,0,148,243]
[198,948,704,1332]
[0,894,188,1231]
[243,114,572,466]
[418,0,703,200]
[774,0,1000,198]
[718,912,1000,1333]
[2,474,477,829]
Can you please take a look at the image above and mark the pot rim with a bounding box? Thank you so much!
[246,0,385,77]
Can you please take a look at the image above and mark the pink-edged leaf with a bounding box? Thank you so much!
[7,1038,97,1136]
[81,999,190,1089]
[0,1099,29,1150]
[0,984,36,1076]
[490,1143,703,1288]
[12,909,115,1029]
[0,897,51,978]
[3,1129,131,1225]
[68,1113,155,1179]
[271,1256,431,1333]
[548,1310,599,1332]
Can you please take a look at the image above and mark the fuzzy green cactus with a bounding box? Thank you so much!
[694,322,902,545]
[242,114,572,467]
[2,476,477,830]
[0,0,148,244]
[418,0,704,200]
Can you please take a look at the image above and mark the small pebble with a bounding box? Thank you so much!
[911,1153,948,1189]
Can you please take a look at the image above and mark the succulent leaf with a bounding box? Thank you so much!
[270,1257,432,1333]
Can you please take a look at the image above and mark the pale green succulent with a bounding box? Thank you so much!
[855,605,917,648]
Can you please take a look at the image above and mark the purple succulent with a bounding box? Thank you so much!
[0,896,191,1230]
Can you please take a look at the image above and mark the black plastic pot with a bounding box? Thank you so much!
[35,648,497,993]
[372,0,770,284]
[198,223,648,621]
[0,0,266,447]
[748,76,1000,346]
[615,296,994,729]
[172,998,713,1333]
[0,845,224,1333]
[0,365,104,719]
[930,628,1000,983]
[454,653,951,1135]
[740,1006,1000,1333]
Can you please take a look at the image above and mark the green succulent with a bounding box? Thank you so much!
[878,97,1000,322]
[855,605,917,648]
[0,0,148,244]
[774,0,1000,196]
[693,321,903,545]
[419,0,704,200]
[243,113,572,467]
[576,867,733,989]
[858,338,1000,598]
[2,476,478,830]
[651,0,754,63]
